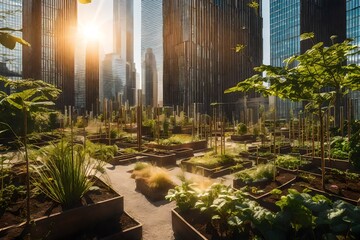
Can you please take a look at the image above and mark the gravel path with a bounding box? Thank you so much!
[104,163,177,240]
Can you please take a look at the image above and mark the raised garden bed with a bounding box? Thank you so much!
[0,178,142,240]
[138,149,177,166]
[109,153,138,165]
[181,159,252,178]
[230,134,256,142]
[171,209,208,240]
[172,148,194,159]
[145,140,207,152]
[135,178,175,202]
[233,167,297,199]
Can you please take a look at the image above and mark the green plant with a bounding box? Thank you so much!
[235,163,275,182]
[236,122,247,135]
[122,148,138,154]
[275,155,309,170]
[349,130,360,169]
[188,153,237,169]
[166,181,198,212]
[133,162,149,171]
[86,141,118,163]
[32,140,105,209]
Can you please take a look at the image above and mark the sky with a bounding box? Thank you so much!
[78,0,270,81]
[78,0,142,73]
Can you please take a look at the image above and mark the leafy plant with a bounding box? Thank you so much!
[188,153,237,169]
[349,129,360,169]
[86,141,118,163]
[32,140,105,209]
[275,155,310,170]
[235,163,275,183]
[166,181,198,212]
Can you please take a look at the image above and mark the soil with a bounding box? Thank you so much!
[0,179,119,230]
[244,172,296,197]
[260,172,360,212]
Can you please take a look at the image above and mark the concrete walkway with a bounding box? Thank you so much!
[105,163,177,240]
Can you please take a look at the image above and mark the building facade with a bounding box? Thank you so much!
[113,0,136,106]
[143,48,158,106]
[347,0,360,120]
[141,0,163,106]
[75,38,99,115]
[22,0,77,110]
[163,0,264,120]
[0,0,23,88]
[102,53,126,102]
[85,41,99,115]
[270,0,346,119]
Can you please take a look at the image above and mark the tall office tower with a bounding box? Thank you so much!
[85,41,99,115]
[270,0,346,119]
[347,0,360,120]
[143,48,158,106]
[141,0,163,106]
[75,39,100,115]
[163,0,263,120]
[0,0,23,93]
[22,0,77,110]
[102,53,126,101]
[75,39,86,111]
[113,0,136,106]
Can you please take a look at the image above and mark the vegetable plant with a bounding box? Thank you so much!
[234,163,275,183]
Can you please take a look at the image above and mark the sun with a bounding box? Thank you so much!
[79,23,101,41]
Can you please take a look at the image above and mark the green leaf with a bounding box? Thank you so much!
[300,32,315,41]
[79,0,92,3]
[0,32,30,49]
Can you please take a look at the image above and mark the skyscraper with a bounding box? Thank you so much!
[163,0,263,119]
[102,53,126,101]
[141,0,163,106]
[85,41,100,115]
[270,0,346,119]
[22,0,77,109]
[347,0,360,120]
[143,48,158,106]
[0,0,22,84]
[113,0,136,106]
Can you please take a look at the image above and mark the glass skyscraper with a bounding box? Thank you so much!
[141,0,163,107]
[347,0,360,120]
[0,0,23,83]
[21,0,77,109]
[163,0,264,120]
[113,0,136,106]
[270,0,346,120]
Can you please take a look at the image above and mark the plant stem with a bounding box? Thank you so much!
[319,106,325,189]
[23,107,30,224]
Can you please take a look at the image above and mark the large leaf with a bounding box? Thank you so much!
[0,32,30,49]
[79,0,92,3]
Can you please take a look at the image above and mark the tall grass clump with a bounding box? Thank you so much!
[32,140,104,209]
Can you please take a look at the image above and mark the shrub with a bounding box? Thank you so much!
[236,122,247,135]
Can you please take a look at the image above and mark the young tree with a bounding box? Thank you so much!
[0,77,61,223]
[226,33,360,189]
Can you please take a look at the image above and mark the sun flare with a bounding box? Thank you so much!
[79,23,101,41]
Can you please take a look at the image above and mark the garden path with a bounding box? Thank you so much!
[104,161,227,240]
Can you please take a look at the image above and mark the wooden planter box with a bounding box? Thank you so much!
[171,209,207,240]
[135,178,174,202]
[230,134,256,142]
[233,167,296,191]
[145,140,207,152]
[0,180,142,240]
[301,154,354,172]
[172,126,182,134]
[181,160,252,178]
[109,154,138,165]
[138,150,177,166]
[173,148,194,159]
